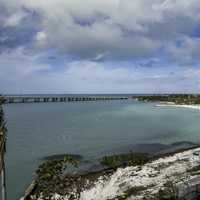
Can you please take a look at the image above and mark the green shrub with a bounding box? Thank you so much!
[35,155,79,196]
[101,152,149,168]
[157,181,178,200]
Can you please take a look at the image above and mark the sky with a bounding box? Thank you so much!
[1,0,200,94]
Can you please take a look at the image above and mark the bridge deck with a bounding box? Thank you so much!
[4,96,129,104]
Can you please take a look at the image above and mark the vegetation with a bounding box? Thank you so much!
[0,95,5,105]
[187,164,200,176]
[34,155,79,197]
[101,152,149,168]
[157,181,178,200]
[0,95,6,172]
[31,152,149,198]
[0,95,6,128]
[108,186,147,200]
[135,94,200,105]
[142,181,178,200]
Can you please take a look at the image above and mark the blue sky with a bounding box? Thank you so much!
[1,0,200,94]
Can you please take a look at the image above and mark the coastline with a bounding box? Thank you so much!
[65,146,200,200]
[23,144,200,200]
[156,103,200,110]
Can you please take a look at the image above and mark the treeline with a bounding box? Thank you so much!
[135,94,200,105]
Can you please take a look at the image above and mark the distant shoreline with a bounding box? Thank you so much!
[156,103,200,110]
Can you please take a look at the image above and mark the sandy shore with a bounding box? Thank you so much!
[156,103,200,111]
[45,147,200,200]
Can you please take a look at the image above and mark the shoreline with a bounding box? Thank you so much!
[156,103,200,110]
[23,144,200,200]
[68,146,200,200]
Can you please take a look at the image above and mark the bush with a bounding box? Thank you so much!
[101,152,149,168]
[157,181,178,200]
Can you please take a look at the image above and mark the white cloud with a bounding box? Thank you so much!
[166,36,200,63]
[1,49,200,93]
[3,10,27,27]
[35,31,47,48]
[1,0,200,93]
[1,0,200,61]
[36,31,46,41]
[0,47,50,77]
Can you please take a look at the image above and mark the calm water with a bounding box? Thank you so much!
[3,100,200,200]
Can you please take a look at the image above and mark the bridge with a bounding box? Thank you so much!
[3,95,129,104]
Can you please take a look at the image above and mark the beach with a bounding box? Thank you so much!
[29,146,200,200]
[156,103,200,111]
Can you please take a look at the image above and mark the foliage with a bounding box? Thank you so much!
[35,155,79,197]
[136,94,200,105]
[156,181,178,200]
[101,152,149,168]
[108,186,147,200]
[0,96,5,127]
[0,95,6,148]
[187,164,200,176]
[0,95,5,105]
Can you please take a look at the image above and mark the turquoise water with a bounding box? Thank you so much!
[3,100,200,200]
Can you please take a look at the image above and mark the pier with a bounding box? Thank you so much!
[3,95,129,104]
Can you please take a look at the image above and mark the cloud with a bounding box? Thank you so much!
[166,36,200,64]
[1,0,200,62]
[0,47,50,79]
[0,7,41,52]
[1,0,200,93]
[3,10,27,27]
[1,48,200,94]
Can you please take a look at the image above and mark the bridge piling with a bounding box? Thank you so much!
[4,96,129,104]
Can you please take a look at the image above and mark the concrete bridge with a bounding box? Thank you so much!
[3,95,129,104]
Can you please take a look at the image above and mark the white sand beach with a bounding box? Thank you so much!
[156,104,200,111]
[50,147,200,200]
